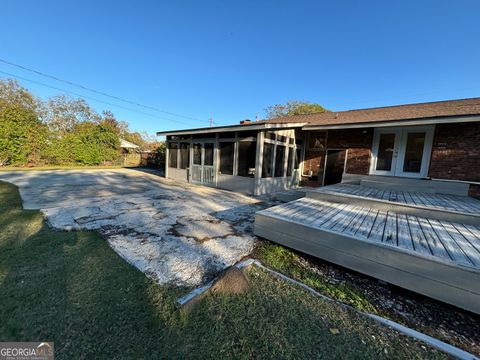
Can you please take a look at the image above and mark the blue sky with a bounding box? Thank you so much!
[1,0,479,136]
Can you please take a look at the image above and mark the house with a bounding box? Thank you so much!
[157,97,480,197]
[158,97,480,314]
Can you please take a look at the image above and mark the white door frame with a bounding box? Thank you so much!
[370,125,435,178]
[370,128,402,176]
[394,125,435,178]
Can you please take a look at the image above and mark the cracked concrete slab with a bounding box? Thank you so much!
[0,168,277,287]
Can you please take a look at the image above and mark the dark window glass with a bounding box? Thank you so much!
[238,130,258,139]
[295,129,304,145]
[204,143,214,166]
[262,143,274,178]
[192,133,215,139]
[403,132,425,173]
[376,133,396,171]
[274,145,286,177]
[219,131,236,139]
[277,135,287,143]
[219,142,234,175]
[287,147,294,176]
[294,148,302,169]
[193,143,202,165]
[265,132,276,141]
[168,142,178,168]
[238,141,256,177]
[179,143,190,169]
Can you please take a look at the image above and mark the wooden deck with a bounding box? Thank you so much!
[307,184,480,226]
[254,193,480,314]
[309,184,480,214]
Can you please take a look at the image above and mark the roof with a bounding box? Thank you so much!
[120,139,140,149]
[156,122,305,136]
[158,97,480,136]
[264,97,480,128]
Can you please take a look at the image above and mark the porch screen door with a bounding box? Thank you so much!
[371,126,434,178]
[191,142,215,185]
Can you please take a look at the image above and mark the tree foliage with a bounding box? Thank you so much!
[0,78,156,167]
[265,100,328,119]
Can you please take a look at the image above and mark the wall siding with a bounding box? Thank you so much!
[429,123,480,183]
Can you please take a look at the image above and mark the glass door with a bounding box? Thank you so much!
[370,128,402,176]
[370,126,434,178]
[395,126,434,178]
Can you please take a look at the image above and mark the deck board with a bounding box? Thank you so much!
[311,184,480,215]
[258,197,480,270]
[254,196,480,314]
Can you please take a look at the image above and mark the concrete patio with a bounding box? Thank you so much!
[0,168,274,287]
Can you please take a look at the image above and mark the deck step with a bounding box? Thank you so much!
[254,197,480,314]
[306,185,480,226]
[273,189,306,202]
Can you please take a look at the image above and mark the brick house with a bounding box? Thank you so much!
[158,97,480,198]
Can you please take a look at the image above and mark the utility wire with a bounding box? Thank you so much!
[0,58,221,125]
[0,70,194,126]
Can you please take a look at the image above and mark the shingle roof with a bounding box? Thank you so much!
[263,97,480,126]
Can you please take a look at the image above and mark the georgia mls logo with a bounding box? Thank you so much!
[0,342,54,360]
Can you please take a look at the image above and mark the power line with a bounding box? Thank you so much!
[0,58,221,125]
[0,70,194,126]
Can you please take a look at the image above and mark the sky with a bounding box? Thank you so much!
[1,0,479,136]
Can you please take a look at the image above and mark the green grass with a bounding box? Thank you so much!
[0,165,131,171]
[255,243,380,313]
[0,181,446,359]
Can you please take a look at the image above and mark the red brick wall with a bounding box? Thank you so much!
[301,128,373,186]
[429,122,480,182]
[301,132,327,185]
[327,128,373,175]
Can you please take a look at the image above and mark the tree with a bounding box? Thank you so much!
[42,95,100,135]
[0,79,47,166]
[265,100,328,119]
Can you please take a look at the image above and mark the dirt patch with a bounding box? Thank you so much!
[183,267,251,313]
[210,267,251,295]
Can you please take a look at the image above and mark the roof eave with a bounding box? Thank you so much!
[302,114,480,131]
[157,122,306,136]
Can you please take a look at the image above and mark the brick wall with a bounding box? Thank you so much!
[429,122,480,182]
[327,128,373,175]
[301,128,373,186]
[301,131,327,185]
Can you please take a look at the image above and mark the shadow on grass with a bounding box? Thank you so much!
[0,181,447,359]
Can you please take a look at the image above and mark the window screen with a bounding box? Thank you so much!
[204,143,214,166]
[179,143,190,169]
[168,142,178,168]
[219,142,234,175]
[238,141,256,177]
[262,142,274,178]
[274,145,286,177]
[287,147,294,176]
[193,143,202,165]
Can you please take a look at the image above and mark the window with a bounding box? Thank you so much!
[262,143,274,178]
[287,147,294,176]
[179,143,190,169]
[168,142,178,168]
[274,145,286,177]
[219,131,236,139]
[238,141,256,177]
[204,143,214,166]
[219,142,234,175]
[265,132,276,141]
[193,143,202,165]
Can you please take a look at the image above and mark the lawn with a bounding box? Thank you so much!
[0,181,446,359]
